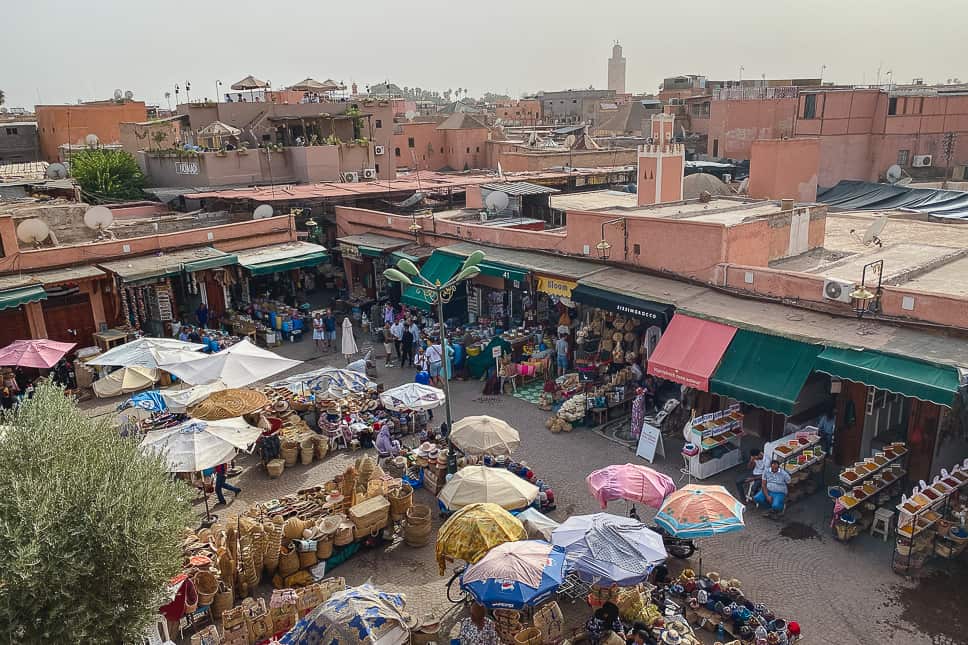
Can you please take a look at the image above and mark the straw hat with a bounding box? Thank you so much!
[660,628,683,645]
[436,449,449,466]
[416,442,435,457]
[273,400,290,414]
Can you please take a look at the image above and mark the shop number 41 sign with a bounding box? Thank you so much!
[636,422,665,464]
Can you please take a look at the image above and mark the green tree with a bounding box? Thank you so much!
[0,382,194,644]
[70,148,146,200]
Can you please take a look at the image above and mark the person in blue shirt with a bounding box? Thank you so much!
[322,309,337,351]
[818,409,836,454]
[753,460,791,518]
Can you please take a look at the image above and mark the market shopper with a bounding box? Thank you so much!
[753,460,791,517]
[409,319,421,359]
[391,319,404,362]
[375,422,401,458]
[382,323,395,367]
[401,321,415,367]
[196,302,209,329]
[341,316,359,362]
[312,312,325,351]
[425,341,443,386]
[735,447,765,502]
[555,333,569,377]
[586,602,625,644]
[323,309,337,351]
[213,461,241,505]
[818,408,836,454]
[458,603,498,645]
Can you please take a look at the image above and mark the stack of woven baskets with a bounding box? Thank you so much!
[403,504,432,547]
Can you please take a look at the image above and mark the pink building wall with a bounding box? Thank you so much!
[392,122,446,170]
[749,138,821,202]
[707,98,798,159]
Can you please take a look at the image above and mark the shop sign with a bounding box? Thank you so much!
[537,276,576,298]
[175,161,199,175]
[339,243,362,262]
[615,303,662,321]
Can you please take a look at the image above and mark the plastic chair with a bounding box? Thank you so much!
[679,453,693,484]
[140,615,175,645]
[871,507,894,541]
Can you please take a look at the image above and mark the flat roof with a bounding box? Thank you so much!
[579,267,968,369]
[438,242,607,281]
[234,241,327,265]
[549,190,636,212]
[481,182,560,196]
[0,265,106,291]
[599,198,781,224]
[99,247,231,281]
[335,233,410,251]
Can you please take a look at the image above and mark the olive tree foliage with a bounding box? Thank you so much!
[0,382,194,644]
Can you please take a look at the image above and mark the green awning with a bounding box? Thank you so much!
[709,330,821,415]
[401,251,463,310]
[360,246,385,258]
[476,260,528,284]
[391,250,419,263]
[183,254,238,272]
[814,347,960,407]
[245,251,329,276]
[0,285,47,311]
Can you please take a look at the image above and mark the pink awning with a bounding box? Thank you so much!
[647,314,736,391]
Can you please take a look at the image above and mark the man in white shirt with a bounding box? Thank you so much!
[390,320,404,363]
[735,448,764,502]
[425,342,443,386]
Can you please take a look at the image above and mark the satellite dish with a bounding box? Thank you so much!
[46,163,68,180]
[83,206,115,231]
[563,134,577,148]
[124,90,134,100]
[113,89,123,100]
[253,204,274,219]
[484,190,510,213]
[85,134,99,146]
[886,164,903,184]
[16,219,51,245]
[404,110,418,120]
[863,215,888,245]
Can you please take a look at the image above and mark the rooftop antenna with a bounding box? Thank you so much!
[862,216,887,246]
[563,134,577,149]
[16,219,51,247]
[253,204,274,219]
[85,133,100,147]
[46,163,68,180]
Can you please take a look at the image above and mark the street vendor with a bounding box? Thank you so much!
[735,447,765,502]
[458,603,498,645]
[753,459,791,517]
[375,422,401,457]
[586,602,625,644]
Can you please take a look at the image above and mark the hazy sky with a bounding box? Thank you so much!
[3,0,966,109]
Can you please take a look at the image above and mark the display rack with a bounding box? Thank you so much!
[770,431,826,506]
[893,466,968,573]
[836,443,909,511]
[686,405,744,480]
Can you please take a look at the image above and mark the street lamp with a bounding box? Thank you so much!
[384,251,484,473]
[215,80,222,103]
[849,259,884,318]
[596,217,627,262]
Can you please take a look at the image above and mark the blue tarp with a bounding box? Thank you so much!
[818,180,968,220]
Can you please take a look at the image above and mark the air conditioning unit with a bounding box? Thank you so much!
[362,168,377,180]
[823,279,854,303]
[913,154,932,167]
[374,145,385,155]
[342,171,359,183]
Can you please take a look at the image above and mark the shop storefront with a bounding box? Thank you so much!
[179,250,238,323]
[234,241,329,307]
[335,234,411,303]
[0,284,44,347]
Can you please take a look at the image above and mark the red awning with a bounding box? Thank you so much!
[647,314,737,391]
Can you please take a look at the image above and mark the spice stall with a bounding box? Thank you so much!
[831,441,909,543]
[762,427,827,507]
[683,406,744,480]
[893,459,968,574]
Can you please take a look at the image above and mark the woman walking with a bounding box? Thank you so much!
[312,312,324,352]
[341,316,358,363]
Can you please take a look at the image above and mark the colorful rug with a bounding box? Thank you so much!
[511,380,544,405]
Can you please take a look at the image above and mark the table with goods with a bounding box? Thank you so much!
[892,459,968,574]
[831,441,909,543]
[763,427,827,507]
[684,405,744,480]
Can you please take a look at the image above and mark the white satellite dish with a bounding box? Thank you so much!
[83,206,115,231]
[863,215,888,245]
[124,90,134,100]
[46,163,68,180]
[404,110,418,120]
[484,190,510,213]
[886,164,903,184]
[113,89,123,100]
[253,204,274,219]
[16,219,51,245]
[85,134,100,146]
[563,134,577,148]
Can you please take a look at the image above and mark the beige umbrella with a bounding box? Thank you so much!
[450,415,520,456]
[93,366,158,398]
[230,75,269,90]
[438,465,539,511]
[289,77,330,92]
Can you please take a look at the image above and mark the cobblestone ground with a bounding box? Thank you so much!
[81,336,964,645]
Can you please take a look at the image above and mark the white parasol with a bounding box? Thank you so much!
[160,380,229,413]
[438,465,539,511]
[450,415,520,456]
[379,383,445,411]
[86,337,205,370]
[139,417,262,473]
[158,339,301,388]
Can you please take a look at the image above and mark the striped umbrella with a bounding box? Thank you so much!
[654,484,746,539]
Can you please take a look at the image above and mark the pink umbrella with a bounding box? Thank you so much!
[0,339,76,369]
[586,463,677,510]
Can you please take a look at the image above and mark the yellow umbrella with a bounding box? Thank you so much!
[436,503,527,574]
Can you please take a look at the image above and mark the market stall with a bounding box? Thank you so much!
[893,460,968,573]
[683,405,745,480]
[831,441,909,543]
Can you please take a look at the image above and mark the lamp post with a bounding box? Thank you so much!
[849,259,884,318]
[596,217,627,262]
[384,251,484,473]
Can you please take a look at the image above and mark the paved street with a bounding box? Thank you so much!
[82,335,967,644]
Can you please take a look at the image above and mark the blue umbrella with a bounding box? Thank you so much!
[551,513,666,586]
[460,540,567,609]
[121,390,167,413]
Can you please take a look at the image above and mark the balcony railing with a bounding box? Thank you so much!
[713,86,799,101]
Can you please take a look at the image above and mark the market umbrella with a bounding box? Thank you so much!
[0,339,75,368]
[586,463,677,510]
[450,415,520,456]
[289,77,332,92]
[438,465,538,512]
[460,540,568,609]
[271,366,374,396]
[551,513,667,586]
[654,484,746,539]
[161,380,229,413]
[231,75,269,90]
[121,390,168,413]
[436,502,527,574]
[86,337,204,370]
[188,388,269,421]
[92,366,158,398]
[158,339,302,388]
[516,508,560,542]
[280,584,412,645]
[379,383,445,411]
[139,416,262,473]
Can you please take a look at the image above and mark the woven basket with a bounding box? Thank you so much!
[514,627,542,645]
[298,550,318,569]
[282,445,299,466]
[212,582,234,619]
[406,504,431,525]
[314,436,329,460]
[316,535,334,560]
[300,444,315,465]
[335,521,355,546]
[267,458,285,478]
[194,571,218,607]
[534,601,563,644]
[278,546,300,576]
[349,495,390,531]
[388,484,414,521]
[283,517,312,540]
